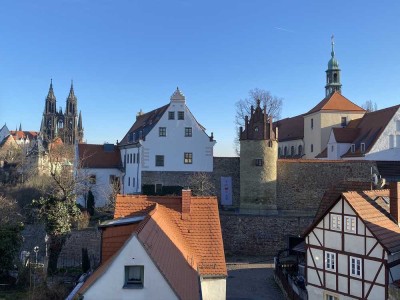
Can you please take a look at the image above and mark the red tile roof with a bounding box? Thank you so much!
[77,192,226,299]
[274,114,305,142]
[10,130,38,141]
[306,92,365,115]
[341,105,400,158]
[78,144,121,169]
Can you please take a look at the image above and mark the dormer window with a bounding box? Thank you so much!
[360,143,365,153]
[351,144,355,153]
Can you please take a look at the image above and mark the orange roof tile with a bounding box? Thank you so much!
[78,143,121,169]
[78,192,226,299]
[306,92,365,115]
[274,114,305,142]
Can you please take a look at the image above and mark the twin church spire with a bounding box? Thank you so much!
[41,80,84,144]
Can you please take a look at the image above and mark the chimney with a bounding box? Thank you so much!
[390,182,400,225]
[182,189,192,220]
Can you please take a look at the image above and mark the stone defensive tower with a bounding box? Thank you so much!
[239,99,278,214]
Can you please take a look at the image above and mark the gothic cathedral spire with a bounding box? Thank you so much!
[325,35,342,96]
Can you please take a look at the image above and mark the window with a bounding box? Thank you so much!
[178,111,184,120]
[133,153,136,164]
[350,257,361,277]
[130,153,133,163]
[325,294,339,300]
[255,158,263,166]
[284,146,287,156]
[331,145,334,152]
[155,155,164,167]
[254,126,259,132]
[168,111,175,120]
[89,175,96,184]
[185,127,192,137]
[311,144,314,153]
[390,135,395,148]
[128,177,130,186]
[184,152,193,164]
[124,266,144,288]
[341,116,347,127]
[137,152,140,163]
[331,214,341,231]
[325,251,336,271]
[360,143,365,153]
[291,146,295,156]
[311,118,314,129]
[344,216,356,233]
[298,145,302,156]
[351,144,355,153]
[278,147,282,157]
[159,127,166,137]
[132,177,135,187]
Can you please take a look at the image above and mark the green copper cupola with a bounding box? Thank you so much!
[325,35,342,96]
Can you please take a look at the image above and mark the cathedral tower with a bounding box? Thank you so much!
[325,35,342,96]
[40,80,84,144]
[239,99,278,214]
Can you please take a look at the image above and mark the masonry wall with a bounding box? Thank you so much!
[276,159,377,212]
[212,157,240,207]
[220,213,313,256]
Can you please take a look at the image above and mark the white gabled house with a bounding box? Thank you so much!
[324,105,400,161]
[119,88,216,194]
[304,182,400,300]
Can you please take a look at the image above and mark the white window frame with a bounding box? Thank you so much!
[325,251,336,271]
[331,214,341,231]
[325,293,339,300]
[344,216,356,233]
[360,142,365,153]
[350,256,362,278]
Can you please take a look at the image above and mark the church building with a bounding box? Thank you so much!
[40,80,84,145]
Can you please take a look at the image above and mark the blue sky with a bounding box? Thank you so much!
[1,0,400,157]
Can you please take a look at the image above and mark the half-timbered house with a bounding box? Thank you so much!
[304,182,400,300]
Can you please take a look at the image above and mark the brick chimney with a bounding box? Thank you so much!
[390,182,400,225]
[182,189,192,220]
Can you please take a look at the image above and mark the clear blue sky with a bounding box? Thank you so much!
[1,0,400,157]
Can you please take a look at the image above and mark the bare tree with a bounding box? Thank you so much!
[234,88,283,155]
[188,172,215,196]
[361,100,378,112]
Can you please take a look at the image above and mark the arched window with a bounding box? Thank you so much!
[284,146,287,156]
[311,144,314,153]
[298,145,303,156]
[278,147,281,157]
[291,146,295,157]
[333,73,338,82]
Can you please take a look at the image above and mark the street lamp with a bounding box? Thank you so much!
[33,246,39,265]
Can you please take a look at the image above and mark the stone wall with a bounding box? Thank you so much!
[220,213,313,256]
[58,228,101,268]
[212,157,240,207]
[276,159,377,213]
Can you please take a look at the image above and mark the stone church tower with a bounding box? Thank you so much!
[40,80,84,144]
[325,35,342,96]
[239,99,278,214]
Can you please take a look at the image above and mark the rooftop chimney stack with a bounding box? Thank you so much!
[182,189,192,220]
[390,182,400,225]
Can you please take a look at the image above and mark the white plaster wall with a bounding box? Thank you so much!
[200,277,226,300]
[365,260,385,284]
[338,275,348,294]
[344,235,364,254]
[77,168,122,207]
[338,254,348,275]
[83,235,178,300]
[364,108,400,161]
[303,113,321,159]
[349,278,362,298]
[278,139,304,157]
[308,248,323,269]
[325,231,341,250]
[141,102,215,172]
[326,273,336,290]
[120,146,141,194]
[367,284,385,300]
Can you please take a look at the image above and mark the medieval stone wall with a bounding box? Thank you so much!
[220,213,313,256]
[276,159,377,213]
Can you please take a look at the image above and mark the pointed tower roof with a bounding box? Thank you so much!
[67,80,77,101]
[328,35,339,70]
[170,87,186,103]
[46,79,56,101]
[78,111,83,130]
[19,123,22,131]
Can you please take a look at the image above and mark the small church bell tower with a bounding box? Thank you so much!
[325,35,342,96]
